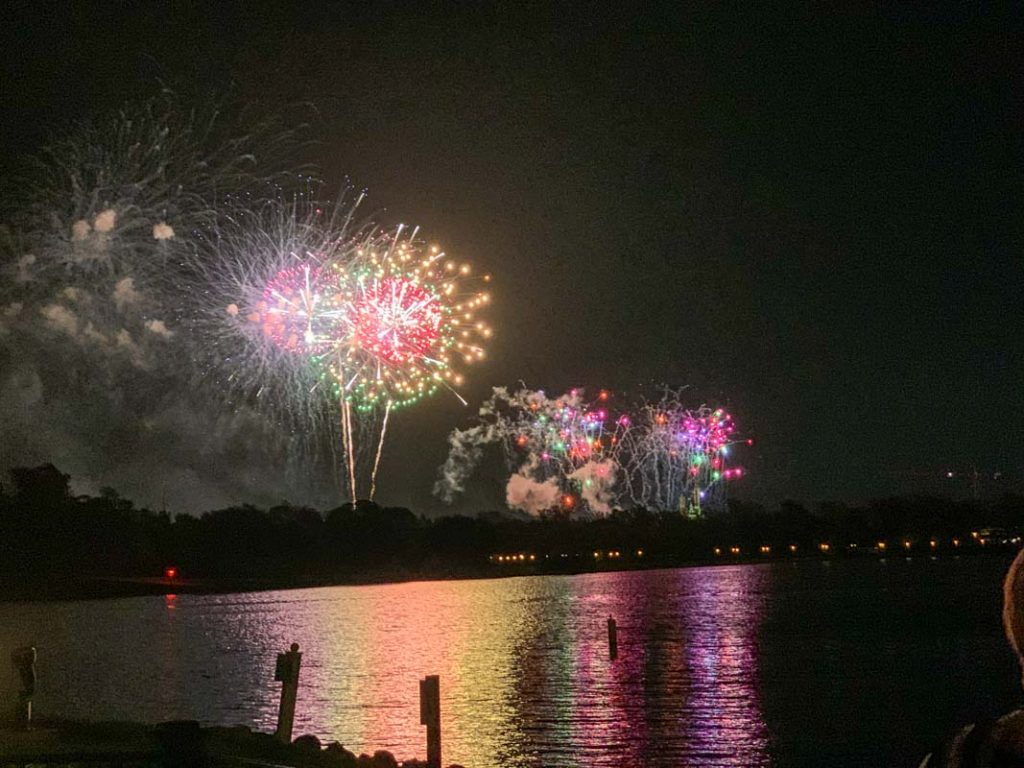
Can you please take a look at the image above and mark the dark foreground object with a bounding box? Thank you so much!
[0,718,466,768]
[9,645,36,729]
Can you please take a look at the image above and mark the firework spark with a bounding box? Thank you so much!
[617,391,745,516]
[315,235,492,411]
[187,198,493,503]
[0,94,329,511]
[436,386,746,517]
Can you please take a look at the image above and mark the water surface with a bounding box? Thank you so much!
[0,557,1017,766]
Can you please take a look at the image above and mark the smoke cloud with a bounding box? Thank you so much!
[0,93,338,514]
[567,459,618,515]
[506,469,561,516]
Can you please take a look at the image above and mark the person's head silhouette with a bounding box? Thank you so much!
[1004,549,1024,688]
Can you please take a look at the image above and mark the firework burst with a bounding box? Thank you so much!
[315,232,492,411]
[186,198,493,503]
[435,387,626,516]
[436,385,747,517]
[617,391,745,516]
[7,92,302,295]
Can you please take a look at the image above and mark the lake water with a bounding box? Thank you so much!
[1,557,1019,767]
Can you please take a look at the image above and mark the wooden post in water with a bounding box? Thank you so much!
[10,646,36,730]
[607,616,618,660]
[274,643,302,743]
[419,674,441,768]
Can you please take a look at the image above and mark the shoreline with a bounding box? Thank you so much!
[0,548,1012,603]
[0,717,447,767]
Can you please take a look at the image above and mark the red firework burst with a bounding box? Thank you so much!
[351,277,442,364]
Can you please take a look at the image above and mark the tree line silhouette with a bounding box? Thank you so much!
[2,464,1022,595]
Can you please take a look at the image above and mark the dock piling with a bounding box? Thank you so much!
[274,643,302,743]
[419,674,441,768]
[608,616,618,660]
[10,645,36,730]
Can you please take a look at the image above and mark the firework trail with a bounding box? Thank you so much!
[181,194,371,501]
[8,92,301,293]
[617,389,746,516]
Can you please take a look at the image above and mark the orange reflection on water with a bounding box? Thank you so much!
[271,568,771,767]
[305,578,539,765]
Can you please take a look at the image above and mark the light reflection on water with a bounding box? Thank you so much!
[0,567,770,766]
[2,558,1016,767]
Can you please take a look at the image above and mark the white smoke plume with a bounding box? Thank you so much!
[506,468,561,516]
[93,209,117,233]
[81,322,107,345]
[433,421,501,503]
[40,304,78,337]
[112,277,141,310]
[144,319,174,339]
[152,222,175,240]
[71,220,90,242]
[115,329,149,368]
[567,459,618,515]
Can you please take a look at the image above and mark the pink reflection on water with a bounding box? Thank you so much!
[679,566,771,766]
[566,566,770,767]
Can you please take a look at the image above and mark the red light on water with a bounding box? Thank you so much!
[164,567,178,580]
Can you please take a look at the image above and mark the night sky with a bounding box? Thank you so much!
[2,3,1021,512]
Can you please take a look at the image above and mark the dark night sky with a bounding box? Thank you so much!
[2,2,1022,512]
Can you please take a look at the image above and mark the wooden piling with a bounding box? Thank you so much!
[11,646,36,730]
[274,643,302,743]
[607,616,618,660]
[419,674,441,768]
